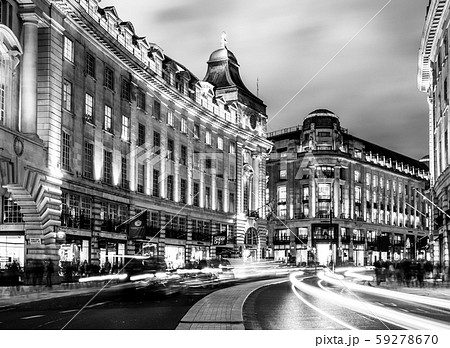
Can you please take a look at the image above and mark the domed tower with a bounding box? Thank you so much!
[301,109,344,152]
[201,33,272,262]
[203,32,266,127]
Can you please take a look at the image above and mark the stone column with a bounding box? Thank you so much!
[19,12,39,134]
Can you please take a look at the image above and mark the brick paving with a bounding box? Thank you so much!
[176,278,287,330]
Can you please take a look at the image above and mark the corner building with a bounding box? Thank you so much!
[267,109,430,267]
[418,0,450,278]
[0,0,271,277]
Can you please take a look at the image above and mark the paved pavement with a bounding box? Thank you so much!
[176,278,288,330]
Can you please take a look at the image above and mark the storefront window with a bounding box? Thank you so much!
[190,246,209,262]
[165,245,185,269]
[0,235,24,268]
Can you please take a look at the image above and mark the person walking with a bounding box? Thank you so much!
[46,259,55,287]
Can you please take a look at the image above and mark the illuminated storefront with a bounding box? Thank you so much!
[165,245,185,269]
[0,235,24,268]
[190,245,210,262]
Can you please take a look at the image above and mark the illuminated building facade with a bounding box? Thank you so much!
[266,109,430,267]
[0,0,271,277]
[418,0,450,277]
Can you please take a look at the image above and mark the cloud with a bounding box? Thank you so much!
[99,0,429,159]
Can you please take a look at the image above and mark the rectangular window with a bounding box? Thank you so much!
[121,115,130,141]
[355,186,362,204]
[277,185,287,217]
[167,109,174,127]
[205,130,212,145]
[85,93,94,123]
[167,138,174,161]
[153,100,161,120]
[318,183,331,200]
[303,185,309,200]
[205,186,211,209]
[217,136,224,150]
[137,164,145,193]
[217,159,224,178]
[152,169,160,197]
[180,179,187,203]
[180,145,187,166]
[153,131,161,154]
[121,156,128,189]
[194,124,200,139]
[64,36,74,62]
[0,83,4,124]
[104,105,112,132]
[167,175,174,200]
[63,80,72,111]
[181,117,188,133]
[62,131,71,171]
[138,123,146,146]
[86,52,96,78]
[193,182,200,206]
[205,158,212,170]
[103,150,112,184]
[137,90,146,110]
[83,142,94,179]
[121,78,131,101]
[229,141,236,154]
[229,192,235,213]
[2,197,24,223]
[217,190,223,211]
[104,66,114,90]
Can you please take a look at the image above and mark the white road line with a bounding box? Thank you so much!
[59,309,79,314]
[86,301,111,308]
[21,315,45,320]
[0,308,15,313]
[291,284,358,330]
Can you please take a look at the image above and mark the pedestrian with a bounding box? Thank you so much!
[103,259,111,275]
[46,259,55,287]
[374,259,382,285]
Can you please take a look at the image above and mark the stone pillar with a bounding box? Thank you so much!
[19,12,39,134]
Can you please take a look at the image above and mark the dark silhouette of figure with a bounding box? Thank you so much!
[46,259,55,287]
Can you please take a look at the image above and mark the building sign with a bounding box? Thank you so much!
[212,233,227,245]
[28,238,41,245]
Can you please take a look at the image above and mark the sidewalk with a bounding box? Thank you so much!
[176,278,287,330]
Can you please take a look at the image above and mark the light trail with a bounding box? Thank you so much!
[289,271,450,330]
[290,283,357,330]
[319,270,450,309]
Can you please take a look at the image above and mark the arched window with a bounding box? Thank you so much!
[244,227,258,246]
[0,24,21,128]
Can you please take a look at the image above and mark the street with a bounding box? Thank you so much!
[0,285,213,330]
[243,271,450,330]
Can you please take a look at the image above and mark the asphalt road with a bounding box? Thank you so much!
[243,275,450,330]
[0,285,213,330]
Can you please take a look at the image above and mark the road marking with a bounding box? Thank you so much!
[0,308,15,313]
[59,309,79,314]
[86,301,111,309]
[21,315,45,320]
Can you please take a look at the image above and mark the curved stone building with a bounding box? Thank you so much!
[267,109,430,266]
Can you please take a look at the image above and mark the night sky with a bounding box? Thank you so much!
[99,0,429,160]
